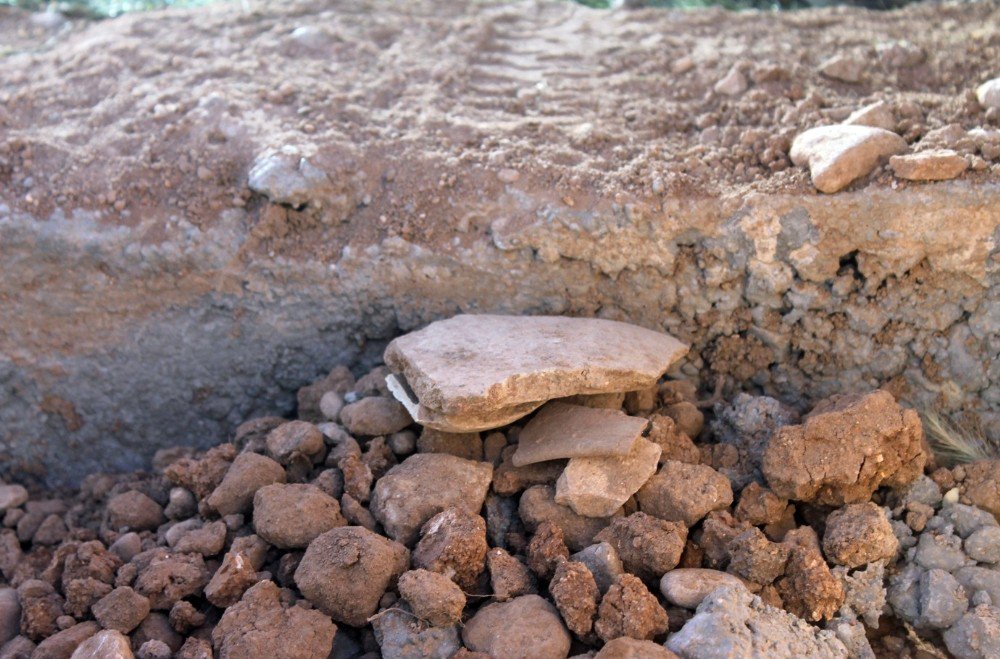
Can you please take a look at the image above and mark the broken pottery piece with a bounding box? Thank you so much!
[384,315,688,433]
[555,438,662,518]
[512,402,649,467]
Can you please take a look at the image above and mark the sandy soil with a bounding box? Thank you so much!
[0,0,997,261]
[0,0,997,486]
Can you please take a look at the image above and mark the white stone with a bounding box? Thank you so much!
[790,125,907,193]
[71,630,134,659]
[819,54,865,83]
[0,485,28,512]
[714,68,747,97]
[844,101,895,132]
[976,78,1000,111]
[661,568,747,609]
[554,437,661,518]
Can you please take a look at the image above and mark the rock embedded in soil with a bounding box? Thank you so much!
[397,569,466,627]
[371,602,461,659]
[636,461,733,527]
[713,65,748,97]
[571,542,624,595]
[511,402,648,467]
[527,521,570,580]
[91,586,150,634]
[0,485,28,513]
[667,584,850,658]
[383,315,687,433]
[70,629,133,659]
[0,591,17,647]
[265,421,325,465]
[776,527,845,622]
[890,149,969,181]
[246,148,333,210]
[132,549,210,611]
[727,527,790,586]
[339,396,412,437]
[294,526,409,627]
[206,452,286,517]
[595,512,686,582]
[555,437,661,518]
[595,637,678,658]
[212,580,337,659]
[549,559,600,637]
[977,78,1000,110]
[486,548,537,602]
[33,621,100,658]
[943,603,1000,659]
[818,53,865,83]
[370,453,492,546]
[762,390,925,506]
[412,507,488,591]
[960,460,1000,520]
[252,483,346,548]
[844,101,896,131]
[660,569,747,609]
[106,491,164,532]
[790,125,907,193]
[462,594,571,659]
[594,574,669,642]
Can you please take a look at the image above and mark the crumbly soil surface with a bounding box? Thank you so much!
[0,0,997,261]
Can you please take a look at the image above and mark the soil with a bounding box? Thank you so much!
[0,0,996,255]
[1,358,998,657]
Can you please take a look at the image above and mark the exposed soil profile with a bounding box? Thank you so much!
[0,0,997,487]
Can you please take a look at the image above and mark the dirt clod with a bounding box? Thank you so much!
[594,574,669,642]
[549,559,599,637]
[294,526,409,627]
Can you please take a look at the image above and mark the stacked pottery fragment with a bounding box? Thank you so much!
[384,314,690,518]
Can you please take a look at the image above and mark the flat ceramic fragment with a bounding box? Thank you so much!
[384,315,688,432]
[512,402,649,467]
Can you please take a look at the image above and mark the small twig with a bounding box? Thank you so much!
[367,606,430,626]
[902,621,948,659]
[695,375,726,409]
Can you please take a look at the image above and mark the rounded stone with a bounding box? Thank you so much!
[462,595,570,659]
[252,483,346,549]
[660,568,747,609]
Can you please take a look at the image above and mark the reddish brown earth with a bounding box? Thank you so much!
[0,0,996,487]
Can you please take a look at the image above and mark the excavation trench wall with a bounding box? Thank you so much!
[3,180,997,486]
[0,0,998,485]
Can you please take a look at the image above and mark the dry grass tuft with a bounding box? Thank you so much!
[922,410,999,467]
